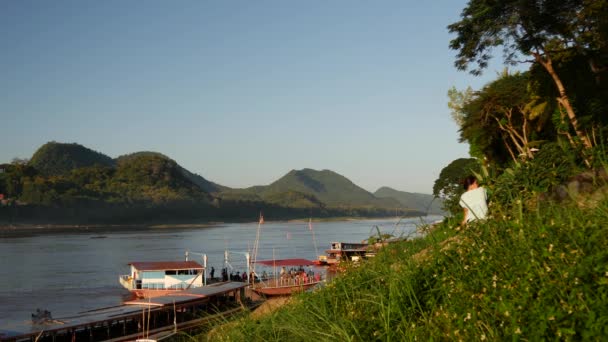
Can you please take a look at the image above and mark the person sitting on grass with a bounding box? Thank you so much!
[459,175,488,226]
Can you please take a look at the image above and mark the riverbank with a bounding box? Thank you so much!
[0,222,220,234]
[0,213,441,236]
[203,201,608,340]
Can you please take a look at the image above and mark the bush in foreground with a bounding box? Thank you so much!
[201,201,608,341]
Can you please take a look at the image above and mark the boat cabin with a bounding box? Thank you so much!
[322,241,369,265]
[120,261,204,296]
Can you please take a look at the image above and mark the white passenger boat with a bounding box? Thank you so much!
[119,260,205,298]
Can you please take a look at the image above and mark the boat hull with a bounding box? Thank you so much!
[252,281,320,296]
[131,289,187,298]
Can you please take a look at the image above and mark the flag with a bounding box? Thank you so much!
[308,217,313,231]
[259,213,264,224]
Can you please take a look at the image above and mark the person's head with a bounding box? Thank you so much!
[462,175,478,191]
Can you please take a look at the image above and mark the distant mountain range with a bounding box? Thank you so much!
[0,142,443,223]
[374,187,444,215]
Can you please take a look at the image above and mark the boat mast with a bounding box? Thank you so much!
[251,212,263,273]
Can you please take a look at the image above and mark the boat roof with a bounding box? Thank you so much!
[2,281,247,340]
[326,247,368,252]
[255,258,315,266]
[129,261,203,271]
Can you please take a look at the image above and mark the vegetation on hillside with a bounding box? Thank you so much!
[29,142,115,175]
[205,201,607,341]
[250,169,401,208]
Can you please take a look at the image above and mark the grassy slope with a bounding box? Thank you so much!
[206,201,608,341]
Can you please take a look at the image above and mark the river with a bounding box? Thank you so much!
[0,215,441,330]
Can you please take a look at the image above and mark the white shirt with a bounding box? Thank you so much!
[459,187,488,222]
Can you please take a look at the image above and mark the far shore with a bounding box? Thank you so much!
[0,213,443,235]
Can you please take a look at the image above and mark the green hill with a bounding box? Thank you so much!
[29,142,115,175]
[179,167,228,194]
[116,151,227,194]
[251,168,400,208]
[113,152,212,204]
[374,186,444,214]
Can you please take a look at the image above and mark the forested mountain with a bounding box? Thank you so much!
[249,169,400,208]
[29,142,115,175]
[1,143,426,223]
[179,166,228,194]
[116,151,226,194]
[374,186,444,214]
[112,152,213,204]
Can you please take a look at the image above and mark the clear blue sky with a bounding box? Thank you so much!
[0,1,510,194]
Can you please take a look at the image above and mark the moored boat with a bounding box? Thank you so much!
[251,258,322,296]
[318,241,370,265]
[119,260,205,298]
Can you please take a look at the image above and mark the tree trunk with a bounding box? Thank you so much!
[534,52,593,149]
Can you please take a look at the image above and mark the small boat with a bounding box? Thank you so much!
[318,241,370,265]
[251,258,322,296]
[119,260,205,298]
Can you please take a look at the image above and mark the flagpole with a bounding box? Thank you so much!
[310,217,319,259]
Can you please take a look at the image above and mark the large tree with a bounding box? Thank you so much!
[448,0,608,150]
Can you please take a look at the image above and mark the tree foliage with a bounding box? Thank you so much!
[458,71,556,166]
[29,142,115,176]
[449,0,608,150]
[433,158,481,215]
[447,86,474,127]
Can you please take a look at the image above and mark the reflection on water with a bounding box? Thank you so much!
[0,216,440,329]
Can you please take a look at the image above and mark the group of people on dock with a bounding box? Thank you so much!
[209,265,321,286]
[278,266,320,286]
[211,267,254,282]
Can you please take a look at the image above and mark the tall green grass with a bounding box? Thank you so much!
[199,201,608,341]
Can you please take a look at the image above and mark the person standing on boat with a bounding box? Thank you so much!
[210,267,215,280]
[459,175,488,226]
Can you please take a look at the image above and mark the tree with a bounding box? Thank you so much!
[433,158,481,215]
[459,71,554,164]
[448,0,608,150]
[447,86,474,127]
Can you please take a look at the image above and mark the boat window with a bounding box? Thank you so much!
[177,270,190,275]
[165,270,177,275]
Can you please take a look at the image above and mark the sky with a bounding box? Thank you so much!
[0,1,512,194]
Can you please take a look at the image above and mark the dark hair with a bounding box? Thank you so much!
[462,175,477,190]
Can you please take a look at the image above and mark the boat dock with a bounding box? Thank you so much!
[0,282,251,342]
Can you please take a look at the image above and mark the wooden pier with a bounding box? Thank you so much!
[0,282,252,342]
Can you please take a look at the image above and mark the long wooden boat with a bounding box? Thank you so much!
[251,258,322,297]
